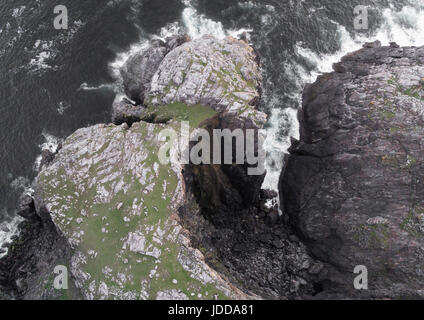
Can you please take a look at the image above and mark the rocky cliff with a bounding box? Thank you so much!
[5,36,423,301]
[280,42,424,298]
[0,34,320,300]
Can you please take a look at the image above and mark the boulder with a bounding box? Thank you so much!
[280,44,424,298]
[16,194,37,221]
[120,34,191,105]
[120,42,167,104]
[111,98,146,126]
[147,35,266,128]
[165,34,191,52]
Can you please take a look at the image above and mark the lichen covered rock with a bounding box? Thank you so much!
[120,40,167,104]
[35,104,253,300]
[147,35,266,128]
[280,43,424,297]
[119,34,191,105]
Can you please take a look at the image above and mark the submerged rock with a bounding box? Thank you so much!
[281,44,424,298]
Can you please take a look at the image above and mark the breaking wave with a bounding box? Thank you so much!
[262,2,424,192]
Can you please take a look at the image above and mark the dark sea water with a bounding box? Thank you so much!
[0,0,423,249]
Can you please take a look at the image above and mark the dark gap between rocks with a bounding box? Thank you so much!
[176,115,324,299]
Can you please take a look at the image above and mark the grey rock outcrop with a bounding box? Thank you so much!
[119,34,191,105]
[34,119,255,300]
[280,42,424,298]
[147,35,266,128]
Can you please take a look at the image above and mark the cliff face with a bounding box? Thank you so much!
[281,42,424,298]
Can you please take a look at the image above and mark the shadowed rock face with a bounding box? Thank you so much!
[280,42,424,298]
[119,35,193,105]
[120,42,167,105]
[0,215,82,300]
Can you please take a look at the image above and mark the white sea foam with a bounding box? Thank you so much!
[262,3,424,193]
[296,5,424,78]
[0,214,23,259]
[0,177,34,258]
[11,6,26,18]
[29,39,58,71]
[181,1,252,40]
[78,83,114,91]
[33,133,62,172]
[28,20,86,73]
[262,107,299,191]
[57,101,71,115]
[108,40,150,82]
[182,7,227,39]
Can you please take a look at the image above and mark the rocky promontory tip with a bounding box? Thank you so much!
[2,34,287,300]
[113,34,266,128]
[281,42,424,298]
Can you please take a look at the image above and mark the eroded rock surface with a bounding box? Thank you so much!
[147,35,266,128]
[35,112,253,300]
[281,42,424,298]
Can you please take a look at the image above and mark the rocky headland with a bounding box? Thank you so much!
[1,36,424,300]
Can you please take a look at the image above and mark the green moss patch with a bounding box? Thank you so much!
[37,103,229,300]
